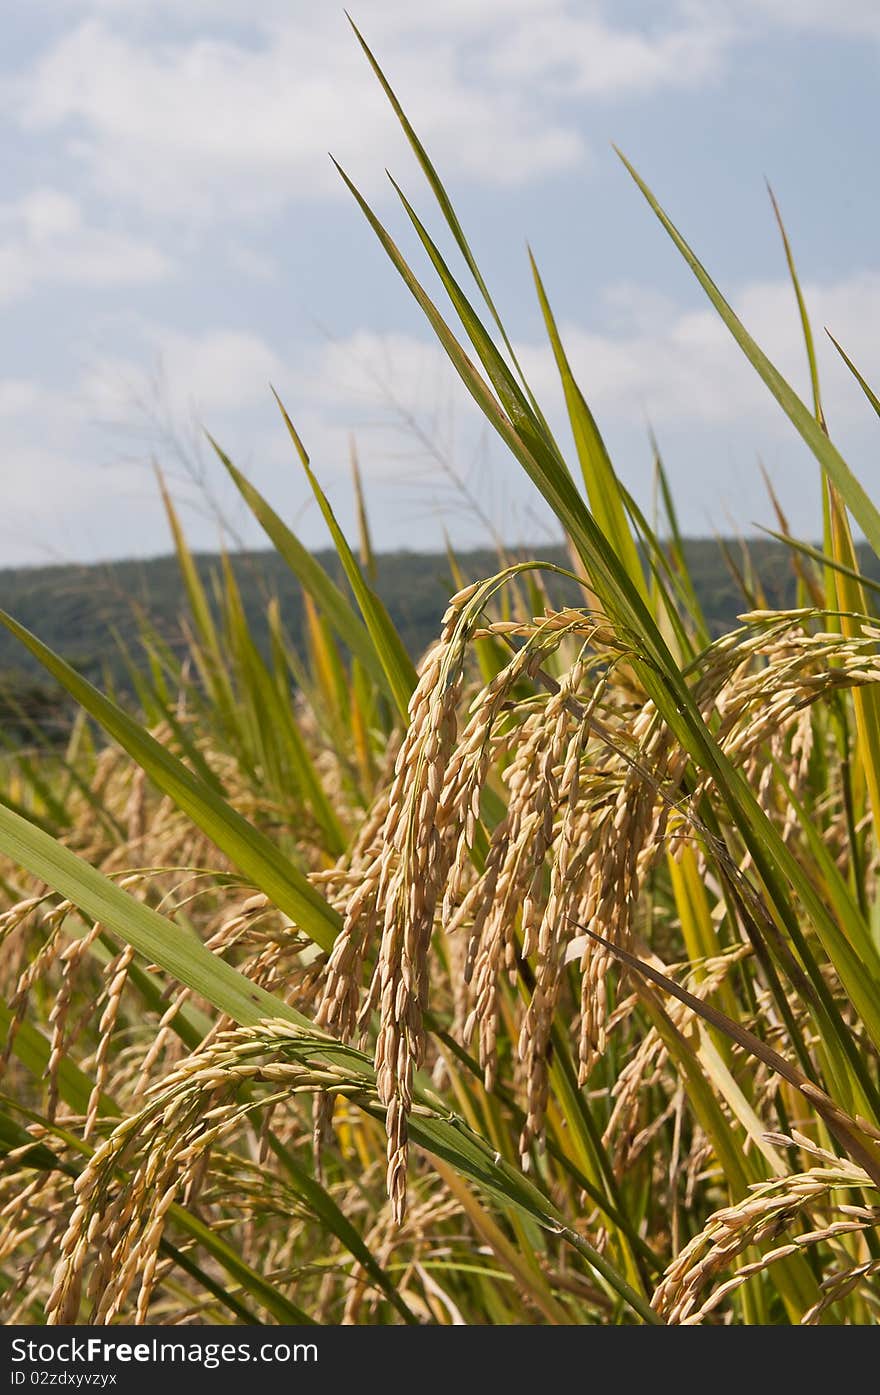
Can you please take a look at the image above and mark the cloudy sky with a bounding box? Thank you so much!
[2,0,879,566]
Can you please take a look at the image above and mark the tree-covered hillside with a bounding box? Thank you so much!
[1,538,874,737]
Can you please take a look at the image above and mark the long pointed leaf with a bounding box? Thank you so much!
[272,390,417,720]
[529,248,647,602]
[618,151,880,558]
[0,613,340,952]
[208,434,390,695]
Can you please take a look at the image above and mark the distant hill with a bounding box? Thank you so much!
[1,538,875,739]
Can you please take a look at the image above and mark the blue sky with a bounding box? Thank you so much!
[2,0,879,565]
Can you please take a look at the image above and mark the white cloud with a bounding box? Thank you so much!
[304,268,880,440]
[490,9,730,95]
[741,0,880,37]
[27,0,879,244]
[0,327,289,564]
[0,188,170,302]
[82,325,287,423]
[9,3,746,224]
[517,270,880,430]
[0,379,43,417]
[224,244,279,283]
[12,0,879,236]
[48,0,880,32]
[13,15,582,218]
[5,259,880,567]
[145,328,286,414]
[296,269,880,538]
[307,330,451,413]
[0,439,163,566]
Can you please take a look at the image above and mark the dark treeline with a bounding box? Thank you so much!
[1,538,873,738]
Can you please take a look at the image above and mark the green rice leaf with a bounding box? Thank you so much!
[618,151,880,558]
[529,248,647,602]
[827,330,880,422]
[272,390,418,720]
[0,613,341,953]
[209,433,391,696]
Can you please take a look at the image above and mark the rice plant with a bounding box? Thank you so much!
[2,22,880,1324]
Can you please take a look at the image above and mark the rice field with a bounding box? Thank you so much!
[2,25,880,1325]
